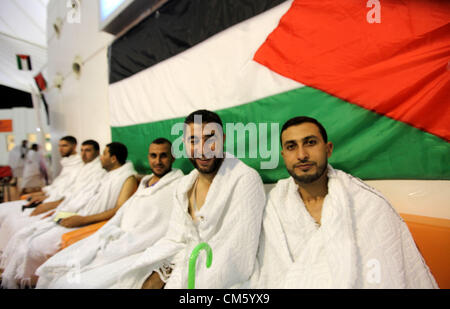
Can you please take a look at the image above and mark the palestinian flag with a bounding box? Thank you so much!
[16,54,32,71]
[34,72,47,91]
[108,0,450,183]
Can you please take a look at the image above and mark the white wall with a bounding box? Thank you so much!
[46,0,114,175]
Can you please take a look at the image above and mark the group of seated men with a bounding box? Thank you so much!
[0,109,438,289]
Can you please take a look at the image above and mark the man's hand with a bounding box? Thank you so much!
[59,215,87,228]
[28,195,46,205]
[30,203,51,216]
[29,200,62,217]
[141,272,165,289]
[41,211,55,220]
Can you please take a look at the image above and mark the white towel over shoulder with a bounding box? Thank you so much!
[43,154,84,202]
[60,161,136,216]
[115,153,266,289]
[60,156,106,204]
[251,165,438,289]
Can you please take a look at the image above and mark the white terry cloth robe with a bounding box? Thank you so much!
[0,154,83,228]
[114,153,266,289]
[0,157,106,253]
[41,154,84,203]
[0,162,136,289]
[250,165,438,289]
[36,169,184,288]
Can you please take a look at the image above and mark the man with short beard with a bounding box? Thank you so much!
[20,136,83,205]
[115,110,266,289]
[250,116,437,288]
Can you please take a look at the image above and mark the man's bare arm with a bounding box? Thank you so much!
[26,194,48,206]
[30,199,63,216]
[59,176,138,228]
[141,272,165,289]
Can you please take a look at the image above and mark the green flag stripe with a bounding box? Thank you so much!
[112,86,450,183]
[16,55,22,70]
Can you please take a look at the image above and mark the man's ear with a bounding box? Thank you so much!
[326,141,334,158]
[111,155,118,164]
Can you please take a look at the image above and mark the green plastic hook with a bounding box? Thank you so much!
[188,242,213,289]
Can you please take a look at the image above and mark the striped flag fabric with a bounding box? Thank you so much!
[16,54,32,71]
[108,0,450,183]
[34,72,47,91]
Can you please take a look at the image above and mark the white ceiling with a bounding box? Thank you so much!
[0,0,49,94]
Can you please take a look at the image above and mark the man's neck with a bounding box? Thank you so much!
[148,175,161,187]
[295,172,328,226]
[108,163,122,172]
[84,156,99,165]
[64,152,77,158]
[198,171,216,186]
[187,170,217,220]
[296,172,329,202]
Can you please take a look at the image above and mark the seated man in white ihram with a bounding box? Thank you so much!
[18,136,83,206]
[36,138,184,288]
[0,140,106,254]
[114,110,266,289]
[0,142,137,288]
[249,116,438,289]
[0,136,83,234]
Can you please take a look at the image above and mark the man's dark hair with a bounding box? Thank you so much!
[61,136,77,145]
[31,143,39,151]
[280,116,328,144]
[106,142,128,165]
[82,140,100,151]
[184,109,223,128]
[151,137,172,147]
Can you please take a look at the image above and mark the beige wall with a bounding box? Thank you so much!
[264,179,450,220]
[366,180,450,219]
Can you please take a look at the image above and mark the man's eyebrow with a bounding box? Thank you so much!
[302,135,318,141]
[283,140,297,146]
[283,135,319,146]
